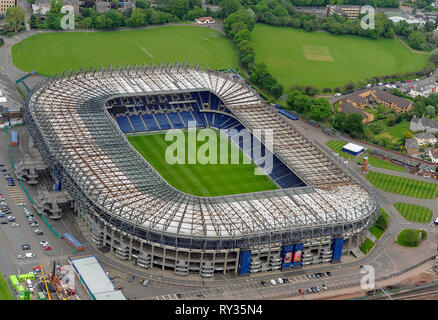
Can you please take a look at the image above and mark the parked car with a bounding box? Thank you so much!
[11,223,19,227]
[269,279,277,286]
[17,254,25,259]
[21,244,31,250]
[128,274,136,282]
[261,281,267,287]
[34,229,44,235]
[277,277,284,284]
[40,241,49,247]
[30,222,39,228]
[142,279,149,287]
[43,246,52,251]
[322,284,327,290]
[298,289,304,295]
[0,220,8,224]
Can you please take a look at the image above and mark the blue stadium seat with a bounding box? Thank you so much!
[154,113,172,130]
[142,114,160,131]
[167,113,185,129]
[115,116,134,133]
[179,112,195,127]
[129,115,146,132]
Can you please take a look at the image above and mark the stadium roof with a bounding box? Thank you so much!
[25,65,378,240]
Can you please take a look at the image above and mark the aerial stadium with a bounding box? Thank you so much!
[23,64,379,278]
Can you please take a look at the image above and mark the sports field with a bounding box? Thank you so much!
[127,130,278,197]
[325,140,356,160]
[250,24,430,90]
[393,202,433,223]
[11,26,239,76]
[365,171,438,199]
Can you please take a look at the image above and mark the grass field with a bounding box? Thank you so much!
[360,238,375,255]
[250,24,429,90]
[127,130,278,197]
[11,26,239,76]
[396,229,427,247]
[0,271,14,300]
[358,153,405,173]
[393,202,433,223]
[365,171,438,199]
[371,119,412,145]
[325,140,357,160]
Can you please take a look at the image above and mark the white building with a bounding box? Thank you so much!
[414,132,437,145]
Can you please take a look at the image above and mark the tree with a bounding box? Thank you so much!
[171,0,190,20]
[408,30,427,50]
[403,131,414,139]
[6,6,26,34]
[220,0,241,18]
[308,98,332,121]
[126,8,146,27]
[136,0,149,9]
[425,105,436,117]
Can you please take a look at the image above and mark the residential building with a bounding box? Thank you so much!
[195,17,215,24]
[410,115,438,133]
[414,132,437,145]
[326,5,361,20]
[0,0,16,15]
[405,138,419,155]
[337,88,414,123]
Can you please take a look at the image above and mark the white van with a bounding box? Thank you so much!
[25,252,35,258]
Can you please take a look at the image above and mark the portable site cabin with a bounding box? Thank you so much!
[11,131,19,146]
[341,143,364,156]
[17,273,35,282]
[9,275,19,290]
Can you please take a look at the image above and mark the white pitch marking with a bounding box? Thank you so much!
[140,46,153,58]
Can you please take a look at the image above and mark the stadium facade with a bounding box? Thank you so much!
[23,64,379,277]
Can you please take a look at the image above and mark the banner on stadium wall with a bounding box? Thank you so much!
[292,243,304,267]
[238,250,252,275]
[331,238,344,262]
[281,244,294,268]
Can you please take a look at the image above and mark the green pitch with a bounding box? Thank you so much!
[393,202,433,223]
[127,130,278,197]
[11,26,239,76]
[365,171,438,199]
[250,24,430,90]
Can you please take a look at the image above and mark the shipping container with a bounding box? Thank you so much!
[37,292,47,300]
[17,273,36,282]
[62,232,84,251]
[9,275,19,290]
[11,131,19,146]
